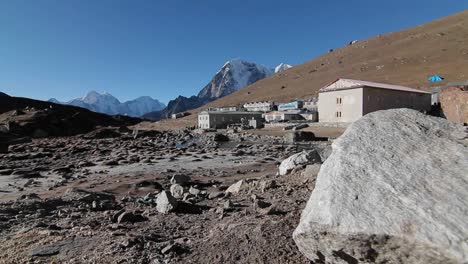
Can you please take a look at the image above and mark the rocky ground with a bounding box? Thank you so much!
[0,127,329,263]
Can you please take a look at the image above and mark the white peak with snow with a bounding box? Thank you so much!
[198,59,293,101]
[275,63,293,73]
[52,91,165,117]
[221,58,273,89]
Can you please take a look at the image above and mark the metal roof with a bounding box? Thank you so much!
[320,78,431,94]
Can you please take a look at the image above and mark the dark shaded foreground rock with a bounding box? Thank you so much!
[293,109,468,264]
[284,131,316,144]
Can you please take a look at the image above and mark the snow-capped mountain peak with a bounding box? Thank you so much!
[198,58,274,102]
[275,63,293,73]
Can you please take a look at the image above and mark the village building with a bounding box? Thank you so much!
[278,101,303,111]
[303,98,318,110]
[318,78,432,123]
[300,111,319,122]
[206,106,240,112]
[243,101,277,112]
[171,112,190,119]
[198,111,263,129]
[264,110,305,122]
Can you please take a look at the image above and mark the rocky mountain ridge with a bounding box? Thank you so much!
[50,91,165,117]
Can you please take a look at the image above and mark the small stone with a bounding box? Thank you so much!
[208,191,225,199]
[189,186,201,196]
[170,184,184,199]
[225,180,244,194]
[170,174,191,185]
[255,200,272,209]
[223,199,234,209]
[260,180,277,193]
[156,191,178,214]
[117,211,144,224]
[279,150,322,176]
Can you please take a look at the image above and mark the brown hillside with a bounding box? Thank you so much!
[145,10,468,130]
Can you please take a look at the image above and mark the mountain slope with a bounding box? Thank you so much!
[121,96,166,117]
[203,10,468,107]
[53,91,165,117]
[0,95,141,137]
[146,10,468,129]
[143,95,204,120]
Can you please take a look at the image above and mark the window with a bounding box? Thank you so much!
[336,97,342,104]
[336,112,342,118]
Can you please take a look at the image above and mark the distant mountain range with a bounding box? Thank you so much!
[144,59,292,120]
[44,59,291,120]
[49,92,165,117]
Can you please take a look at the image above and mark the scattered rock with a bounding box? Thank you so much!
[284,131,316,144]
[117,211,145,224]
[213,133,229,142]
[208,191,225,199]
[156,191,178,214]
[260,180,277,193]
[30,245,61,257]
[279,150,321,176]
[170,174,191,185]
[189,186,201,196]
[223,199,234,209]
[225,180,245,194]
[302,164,321,180]
[170,184,184,199]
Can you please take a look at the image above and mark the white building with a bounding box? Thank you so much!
[206,106,239,112]
[278,101,303,111]
[198,111,263,129]
[303,98,318,110]
[318,78,432,123]
[264,111,305,122]
[243,101,276,112]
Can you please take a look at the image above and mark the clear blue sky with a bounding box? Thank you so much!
[0,1,466,103]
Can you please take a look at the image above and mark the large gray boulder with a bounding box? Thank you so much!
[294,109,468,264]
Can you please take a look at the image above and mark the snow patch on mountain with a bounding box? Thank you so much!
[275,63,293,73]
[198,59,275,102]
